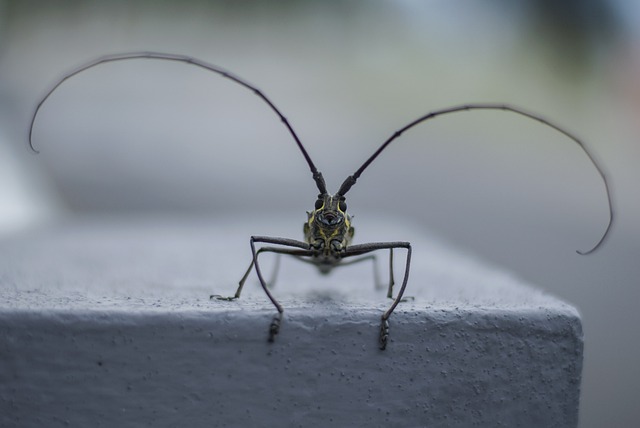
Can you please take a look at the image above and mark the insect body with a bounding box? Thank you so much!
[29,52,613,350]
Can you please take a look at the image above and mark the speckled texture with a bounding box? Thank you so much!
[0,216,582,427]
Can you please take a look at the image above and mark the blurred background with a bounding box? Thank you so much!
[0,1,638,426]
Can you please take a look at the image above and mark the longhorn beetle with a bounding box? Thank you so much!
[28,52,613,350]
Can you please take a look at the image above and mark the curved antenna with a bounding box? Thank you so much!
[28,51,328,194]
[336,103,612,255]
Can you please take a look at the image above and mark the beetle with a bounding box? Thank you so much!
[28,52,613,350]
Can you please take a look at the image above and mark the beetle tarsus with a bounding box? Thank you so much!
[210,294,239,301]
[379,317,389,350]
[388,295,415,302]
[268,313,282,342]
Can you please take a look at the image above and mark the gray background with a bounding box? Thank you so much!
[0,1,638,426]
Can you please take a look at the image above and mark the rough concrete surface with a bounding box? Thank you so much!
[0,216,583,427]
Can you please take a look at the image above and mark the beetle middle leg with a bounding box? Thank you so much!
[336,249,412,304]
[334,253,385,291]
[212,250,283,302]
[291,252,385,291]
[381,248,414,303]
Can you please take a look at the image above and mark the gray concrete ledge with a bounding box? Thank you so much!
[0,216,583,427]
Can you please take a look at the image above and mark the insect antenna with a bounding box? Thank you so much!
[27,51,328,195]
[336,103,612,255]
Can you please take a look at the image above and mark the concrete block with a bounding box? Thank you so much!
[0,216,583,427]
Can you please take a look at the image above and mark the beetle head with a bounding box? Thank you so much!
[304,193,354,254]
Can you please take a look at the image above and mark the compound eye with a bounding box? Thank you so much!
[315,199,324,210]
[338,200,347,212]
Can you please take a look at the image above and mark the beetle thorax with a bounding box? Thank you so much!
[304,194,354,258]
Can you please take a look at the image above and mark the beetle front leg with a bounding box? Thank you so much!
[344,241,412,350]
[210,248,287,301]
[249,236,313,343]
[379,242,411,350]
[251,238,284,340]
